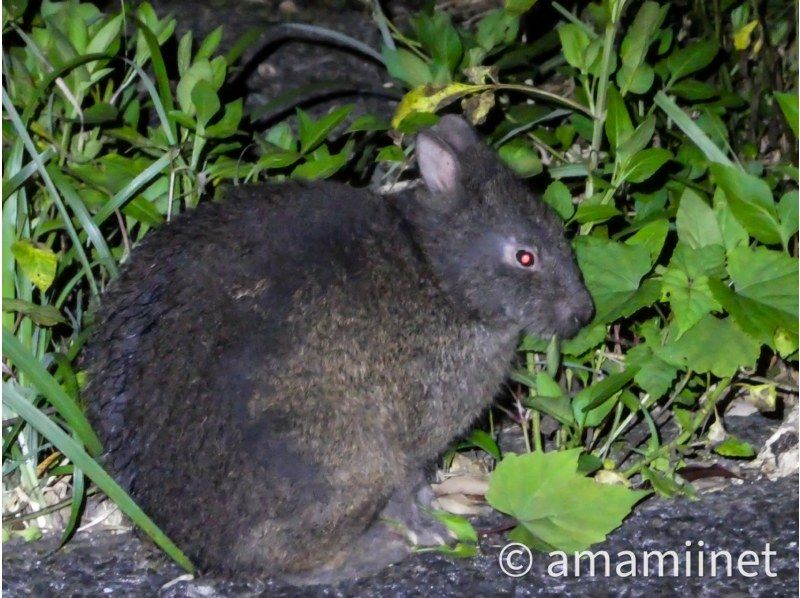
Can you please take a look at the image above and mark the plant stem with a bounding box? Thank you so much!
[585,21,618,201]
[623,377,732,478]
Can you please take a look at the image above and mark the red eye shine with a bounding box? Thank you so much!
[516,249,535,267]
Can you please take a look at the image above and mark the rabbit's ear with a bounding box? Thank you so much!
[416,131,461,198]
[432,115,481,152]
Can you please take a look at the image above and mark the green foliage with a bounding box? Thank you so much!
[486,450,648,552]
[2,0,378,566]
[3,0,796,569]
[385,0,797,553]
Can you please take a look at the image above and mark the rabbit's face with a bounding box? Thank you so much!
[411,116,594,339]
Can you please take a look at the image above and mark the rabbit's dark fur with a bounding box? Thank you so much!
[83,116,593,584]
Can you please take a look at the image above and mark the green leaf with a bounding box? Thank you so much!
[605,84,633,151]
[85,13,123,57]
[676,188,723,249]
[265,122,296,151]
[778,191,799,242]
[498,139,542,177]
[616,63,655,95]
[205,99,243,138]
[558,24,591,72]
[256,150,301,170]
[657,315,761,377]
[486,450,648,553]
[11,240,57,292]
[291,143,351,180]
[671,79,718,101]
[195,26,223,61]
[665,40,718,82]
[621,148,672,183]
[712,189,749,252]
[511,370,573,424]
[429,511,478,544]
[669,243,725,278]
[505,0,539,16]
[382,47,432,88]
[376,145,405,162]
[297,105,353,154]
[619,1,660,69]
[625,219,669,263]
[710,163,782,245]
[410,12,462,73]
[191,79,220,128]
[466,429,501,460]
[713,436,756,458]
[626,345,678,400]
[616,115,655,162]
[83,102,118,125]
[661,268,721,337]
[574,237,653,322]
[654,92,732,166]
[572,368,637,427]
[476,9,519,51]
[2,382,194,572]
[347,114,389,133]
[574,202,622,225]
[712,246,799,343]
[2,299,66,326]
[176,60,213,116]
[543,181,574,220]
[177,31,192,75]
[774,91,798,138]
[3,330,102,455]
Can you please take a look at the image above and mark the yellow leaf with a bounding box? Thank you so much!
[391,83,488,129]
[733,20,759,51]
[11,240,58,292]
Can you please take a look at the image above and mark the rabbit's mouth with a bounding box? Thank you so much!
[523,294,594,340]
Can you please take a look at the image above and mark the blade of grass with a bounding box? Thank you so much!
[654,91,733,166]
[48,168,118,278]
[92,152,173,226]
[130,16,177,140]
[3,384,195,573]
[58,461,84,547]
[3,329,103,456]
[3,147,56,201]
[2,90,99,296]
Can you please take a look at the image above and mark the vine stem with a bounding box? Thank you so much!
[585,21,618,201]
[623,377,733,478]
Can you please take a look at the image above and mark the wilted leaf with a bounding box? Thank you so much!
[2,299,66,326]
[392,83,480,129]
[11,240,58,292]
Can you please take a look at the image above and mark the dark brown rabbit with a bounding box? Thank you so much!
[83,115,593,584]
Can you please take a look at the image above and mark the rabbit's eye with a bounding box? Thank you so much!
[516,249,535,268]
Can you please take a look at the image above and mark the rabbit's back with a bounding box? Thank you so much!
[83,180,518,574]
